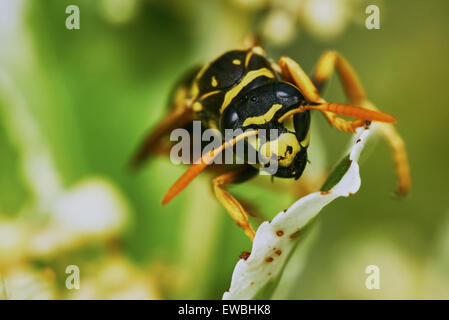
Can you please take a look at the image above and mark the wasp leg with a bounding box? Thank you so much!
[212,165,259,241]
[374,121,411,196]
[312,50,369,132]
[312,51,411,196]
[278,56,366,133]
[278,56,324,103]
[129,100,195,170]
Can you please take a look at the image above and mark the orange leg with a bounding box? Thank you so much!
[212,166,258,241]
[376,123,411,196]
[311,50,370,131]
[278,56,324,104]
[277,52,410,196]
[278,56,377,133]
[311,51,411,196]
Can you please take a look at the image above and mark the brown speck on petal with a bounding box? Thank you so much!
[276,230,284,237]
[265,257,273,263]
[290,230,300,239]
[239,251,251,260]
[250,282,254,286]
[356,139,361,143]
[320,190,331,195]
[275,249,282,256]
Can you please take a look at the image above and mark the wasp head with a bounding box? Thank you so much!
[220,82,310,179]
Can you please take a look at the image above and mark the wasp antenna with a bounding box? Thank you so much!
[161,130,258,205]
[162,163,208,205]
[279,103,396,123]
[313,103,396,123]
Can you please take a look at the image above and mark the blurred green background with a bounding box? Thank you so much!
[0,0,448,299]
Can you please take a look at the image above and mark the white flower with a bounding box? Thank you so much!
[224,126,375,299]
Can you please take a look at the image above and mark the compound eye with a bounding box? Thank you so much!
[220,106,240,132]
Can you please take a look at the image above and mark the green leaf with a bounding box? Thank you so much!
[321,154,351,192]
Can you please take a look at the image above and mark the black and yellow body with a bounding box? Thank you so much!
[130,46,406,241]
[180,47,311,179]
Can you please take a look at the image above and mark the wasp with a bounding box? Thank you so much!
[130,46,410,240]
